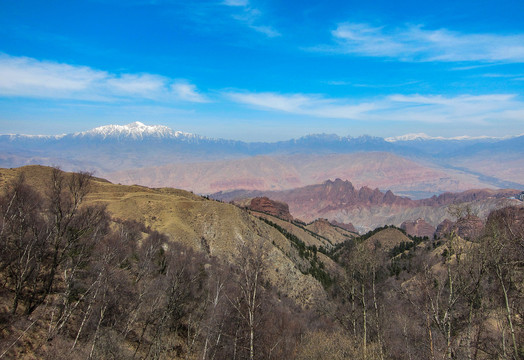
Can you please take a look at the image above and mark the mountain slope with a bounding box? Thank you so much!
[0,165,331,306]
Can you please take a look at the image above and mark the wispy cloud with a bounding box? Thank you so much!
[384,94,522,123]
[222,0,280,38]
[317,22,524,63]
[226,91,375,119]
[0,54,209,103]
[225,90,524,124]
[171,81,208,103]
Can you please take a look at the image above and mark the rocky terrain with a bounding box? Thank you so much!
[215,178,523,232]
[400,218,436,238]
[0,165,522,359]
[435,215,485,240]
[247,196,294,221]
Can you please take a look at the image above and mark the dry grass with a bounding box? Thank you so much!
[0,165,328,307]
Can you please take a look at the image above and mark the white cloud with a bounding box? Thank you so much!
[225,90,524,125]
[171,81,209,103]
[106,74,167,98]
[0,55,107,98]
[249,25,280,38]
[222,1,280,38]
[0,54,209,103]
[323,22,524,63]
[381,94,521,124]
[226,91,376,119]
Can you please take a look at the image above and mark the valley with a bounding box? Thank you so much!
[0,165,522,359]
[0,124,523,359]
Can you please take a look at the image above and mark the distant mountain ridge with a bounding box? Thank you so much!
[213,178,520,210]
[1,122,523,196]
[213,179,523,232]
[3,122,522,155]
[384,132,517,142]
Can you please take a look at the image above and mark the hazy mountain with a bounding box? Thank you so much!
[1,122,523,196]
[213,179,523,233]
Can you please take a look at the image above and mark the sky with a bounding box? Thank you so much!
[0,0,524,141]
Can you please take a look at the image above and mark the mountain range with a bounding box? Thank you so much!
[213,178,522,233]
[1,122,523,199]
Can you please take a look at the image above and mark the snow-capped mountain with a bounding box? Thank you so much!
[0,122,523,193]
[385,133,511,142]
[73,121,199,141]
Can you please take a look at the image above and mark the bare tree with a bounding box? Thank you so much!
[0,174,46,314]
[481,209,524,359]
[227,240,268,360]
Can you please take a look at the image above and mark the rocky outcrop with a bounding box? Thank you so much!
[435,216,484,240]
[418,189,521,207]
[455,215,484,239]
[216,178,523,232]
[435,219,454,239]
[278,179,415,214]
[400,218,435,238]
[330,220,357,233]
[248,197,293,221]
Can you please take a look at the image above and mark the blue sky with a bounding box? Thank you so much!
[1,0,523,141]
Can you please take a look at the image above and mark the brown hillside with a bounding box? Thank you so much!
[305,218,357,244]
[364,228,412,253]
[0,166,328,306]
[400,218,436,238]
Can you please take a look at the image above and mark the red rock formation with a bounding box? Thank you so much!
[285,179,415,214]
[435,216,484,240]
[330,220,357,233]
[400,218,435,238]
[435,219,454,239]
[248,197,293,221]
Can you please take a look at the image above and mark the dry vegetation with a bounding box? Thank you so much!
[0,166,522,359]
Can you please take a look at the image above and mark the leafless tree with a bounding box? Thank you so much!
[0,174,46,314]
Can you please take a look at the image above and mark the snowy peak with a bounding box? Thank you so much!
[74,122,197,140]
[385,133,511,142]
[385,133,433,142]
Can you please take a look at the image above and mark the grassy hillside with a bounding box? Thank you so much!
[0,165,329,307]
[1,165,522,359]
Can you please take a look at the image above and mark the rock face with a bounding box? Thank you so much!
[330,220,357,233]
[455,215,484,240]
[215,178,522,232]
[435,216,484,240]
[264,178,415,217]
[435,219,454,239]
[248,197,293,221]
[400,218,436,238]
